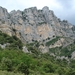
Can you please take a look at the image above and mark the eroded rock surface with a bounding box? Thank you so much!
[0,6,75,43]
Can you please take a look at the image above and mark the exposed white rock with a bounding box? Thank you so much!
[0,6,75,43]
[71,51,75,59]
[22,46,29,53]
[39,45,49,53]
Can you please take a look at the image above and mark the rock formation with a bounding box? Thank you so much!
[0,6,75,43]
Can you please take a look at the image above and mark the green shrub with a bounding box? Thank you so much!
[46,36,60,46]
[0,57,12,71]
[0,70,24,75]
[17,62,29,75]
[0,31,23,50]
[43,62,55,73]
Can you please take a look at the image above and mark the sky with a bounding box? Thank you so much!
[0,0,75,25]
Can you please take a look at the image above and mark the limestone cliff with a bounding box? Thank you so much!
[0,6,75,43]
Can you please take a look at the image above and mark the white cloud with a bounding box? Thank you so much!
[0,0,63,11]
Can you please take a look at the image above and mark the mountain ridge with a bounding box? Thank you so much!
[1,6,75,75]
[0,6,75,55]
[0,6,75,43]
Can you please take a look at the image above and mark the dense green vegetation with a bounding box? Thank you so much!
[46,36,60,46]
[0,70,24,75]
[60,43,75,57]
[26,41,40,55]
[0,31,23,50]
[49,42,75,57]
[0,32,75,75]
[0,49,75,75]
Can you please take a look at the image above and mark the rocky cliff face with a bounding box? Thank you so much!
[0,6,75,43]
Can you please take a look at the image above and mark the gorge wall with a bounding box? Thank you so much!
[0,6,75,43]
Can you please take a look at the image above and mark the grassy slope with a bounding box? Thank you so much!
[0,32,75,75]
[0,70,24,75]
[0,31,23,50]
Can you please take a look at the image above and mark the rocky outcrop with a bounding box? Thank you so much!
[39,45,49,53]
[0,43,10,49]
[0,6,75,43]
[71,51,75,59]
[49,38,65,48]
[22,46,29,53]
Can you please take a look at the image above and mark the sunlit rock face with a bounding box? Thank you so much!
[0,6,75,43]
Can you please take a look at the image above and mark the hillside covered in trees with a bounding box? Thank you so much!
[0,32,75,75]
